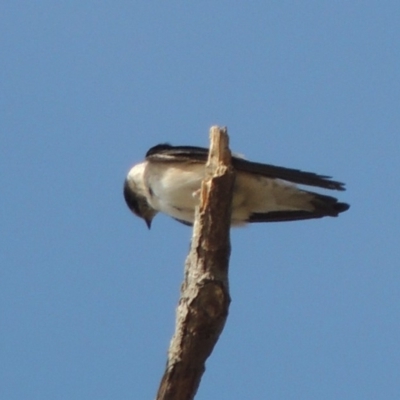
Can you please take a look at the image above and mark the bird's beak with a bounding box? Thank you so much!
[145,217,152,229]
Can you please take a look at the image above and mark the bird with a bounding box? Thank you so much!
[124,144,349,228]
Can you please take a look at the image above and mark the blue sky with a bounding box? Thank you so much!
[1,2,399,399]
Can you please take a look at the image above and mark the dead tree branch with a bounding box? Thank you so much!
[156,126,235,400]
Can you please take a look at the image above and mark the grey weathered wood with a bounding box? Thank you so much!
[156,126,235,400]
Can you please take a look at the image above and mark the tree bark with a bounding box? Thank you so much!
[156,126,235,400]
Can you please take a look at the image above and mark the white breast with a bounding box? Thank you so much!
[145,162,206,223]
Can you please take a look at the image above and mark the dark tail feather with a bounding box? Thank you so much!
[248,192,350,223]
[310,192,350,216]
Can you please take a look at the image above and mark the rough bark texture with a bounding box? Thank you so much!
[156,126,235,400]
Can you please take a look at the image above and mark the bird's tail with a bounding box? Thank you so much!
[247,190,350,223]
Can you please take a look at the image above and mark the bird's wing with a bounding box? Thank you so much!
[247,210,333,223]
[145,144,208,164]
[145,144,346,191]
[248,192,350,223]
[232,157,345,191]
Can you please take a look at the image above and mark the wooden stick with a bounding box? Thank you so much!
[156,126,235,400]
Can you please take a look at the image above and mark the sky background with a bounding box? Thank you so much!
[1,2,399,399]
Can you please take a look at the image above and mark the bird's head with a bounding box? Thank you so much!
[123,163,157,229]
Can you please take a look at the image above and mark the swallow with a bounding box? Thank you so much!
[124,144,349,228]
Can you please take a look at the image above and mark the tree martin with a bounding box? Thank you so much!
[124,144,349,228]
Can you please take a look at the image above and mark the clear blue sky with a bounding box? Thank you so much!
[1,2,399,399]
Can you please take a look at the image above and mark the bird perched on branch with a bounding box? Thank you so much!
[124,144,349,228]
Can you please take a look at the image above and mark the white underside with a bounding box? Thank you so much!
[144,162,314,225]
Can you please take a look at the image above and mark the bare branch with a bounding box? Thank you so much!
[156,126,235,400]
